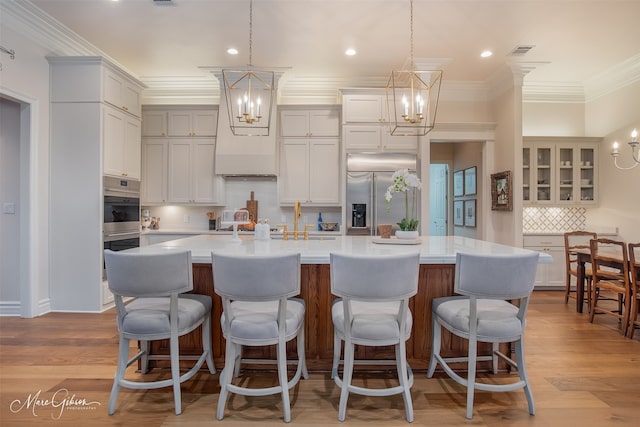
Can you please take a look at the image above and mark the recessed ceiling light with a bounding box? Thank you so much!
[345,48,357,56]
[227,48,239,55]
[480,50,493,58]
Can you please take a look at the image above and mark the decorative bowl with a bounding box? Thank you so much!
[321,222,339,231]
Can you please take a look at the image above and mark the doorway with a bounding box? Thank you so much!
[0,89,37,318]
[0,97,22,314]
[429,163,448,236]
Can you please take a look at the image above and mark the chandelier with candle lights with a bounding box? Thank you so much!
[222,0,275,136]
[386,0,442,136]
[610,128,639,170]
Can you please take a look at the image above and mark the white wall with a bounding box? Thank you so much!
[523,102,585,136]
[586,124,640,243]
[0,99,21,306]
[585,81,640,137]
[0,24,52,316]
[584,82,640,242]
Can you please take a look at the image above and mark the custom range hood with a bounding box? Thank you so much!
[210,70,283,176]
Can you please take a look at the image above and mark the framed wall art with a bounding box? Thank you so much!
[491,170,512,211]
[464,166,476,196]
[453,170,464,197]
[454,200,464,226]
[464,199,476,227]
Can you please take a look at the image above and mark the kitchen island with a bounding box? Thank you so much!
[129,234,550,371]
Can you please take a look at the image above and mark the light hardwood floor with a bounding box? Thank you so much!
[1,291,639,426]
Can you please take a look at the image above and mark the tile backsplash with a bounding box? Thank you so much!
[523,207,586,233]
[143,178,341,231]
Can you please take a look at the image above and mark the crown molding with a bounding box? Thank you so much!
[522,81,586,103]
[584,53,640,102]
[5,0,639,106]
[1,0,135,77]
[140,76,219,104]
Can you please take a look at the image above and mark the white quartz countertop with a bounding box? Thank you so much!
[129,235,553,265]
[141,229,341,236]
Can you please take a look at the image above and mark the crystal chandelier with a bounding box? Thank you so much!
[386,0,442,136]
[222,0,274,136]
[611,129,639,170]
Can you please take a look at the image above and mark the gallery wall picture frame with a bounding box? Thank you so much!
[454,200,464,226]
[464,199,476,227]
[464,166,477,196]
[453,170,464,197]
[491,170,513,211]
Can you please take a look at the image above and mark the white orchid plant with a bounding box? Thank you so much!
[384,169,422,231]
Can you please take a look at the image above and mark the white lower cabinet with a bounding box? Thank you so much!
[141,233,193,246]
[279,138,340,205]
[523,235,566,288]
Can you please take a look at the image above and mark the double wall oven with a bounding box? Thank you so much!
[103,176,140,259]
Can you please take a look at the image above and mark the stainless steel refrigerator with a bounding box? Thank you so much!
[346,153,420,236]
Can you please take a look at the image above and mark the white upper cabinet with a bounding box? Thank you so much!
[48,57,144,120]
[279,138,340,205]
[167,139,225,205]
[142,110,167,137]
[343,125,418,152]
[168,110,218,137]
[523,137,600,206]
[342,92,418,152]
[103,67,142,117]
[279,106,341,206]
[103,105,141,180]
[280,109,340,137]
[141,106,223,206]
[343,94,388,123]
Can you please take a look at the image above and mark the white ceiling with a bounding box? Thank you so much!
[27,0,640,101]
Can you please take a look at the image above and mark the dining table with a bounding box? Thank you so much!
[572,247,628,314]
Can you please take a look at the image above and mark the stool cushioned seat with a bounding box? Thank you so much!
[332,301,413,342]
[432,296,522,341]
[221,300,306,342]
[123,294,211,339]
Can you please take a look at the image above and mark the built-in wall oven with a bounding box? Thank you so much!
[103,176,140,272]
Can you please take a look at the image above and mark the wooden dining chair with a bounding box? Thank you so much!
[588,238,631,335]
[564,231,597,310]
[627,243,640,339]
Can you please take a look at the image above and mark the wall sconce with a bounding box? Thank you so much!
[611,129,639,170]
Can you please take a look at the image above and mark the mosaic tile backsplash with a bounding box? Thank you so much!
[523,207,586,233]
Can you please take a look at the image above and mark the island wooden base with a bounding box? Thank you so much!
[150,263,500,372]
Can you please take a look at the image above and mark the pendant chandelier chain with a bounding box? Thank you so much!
[410,0,414,70]
[248,0,253,66]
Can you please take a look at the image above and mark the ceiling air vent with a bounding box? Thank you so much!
[509,45,535,56]
[153,0,175,5]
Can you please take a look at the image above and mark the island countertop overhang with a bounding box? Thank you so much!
[129,234,553,265]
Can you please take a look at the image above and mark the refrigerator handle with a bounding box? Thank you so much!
[371,174,376,236]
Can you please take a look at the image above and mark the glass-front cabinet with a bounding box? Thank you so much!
[523,137,600,206]
[523,143,554,204]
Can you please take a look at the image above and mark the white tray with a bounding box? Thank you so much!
[372,236,422,245]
